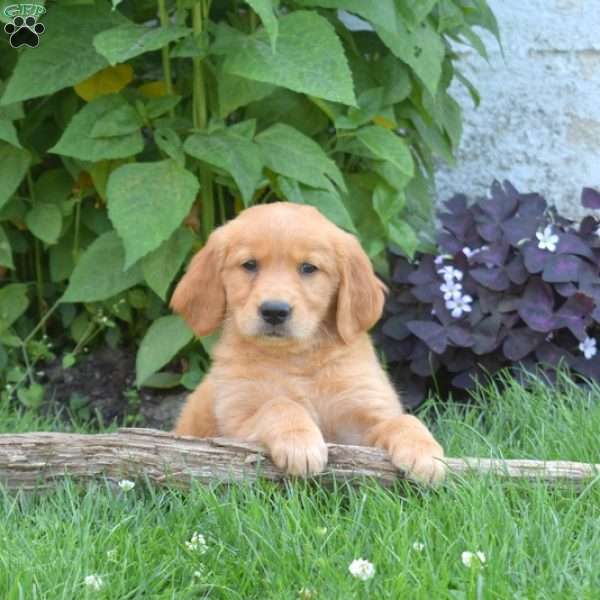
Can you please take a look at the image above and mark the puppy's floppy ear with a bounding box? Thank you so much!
[170,227,226,337]
[336,232,387,344]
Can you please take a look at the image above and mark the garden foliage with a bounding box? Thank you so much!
[375,182,600,407]
[0,0,497,402]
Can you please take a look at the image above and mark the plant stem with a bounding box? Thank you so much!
[73,191,82,262]
[157,0,174,118]
[191,0,214,240]
[26,171,46,331]
[191,3,207,131]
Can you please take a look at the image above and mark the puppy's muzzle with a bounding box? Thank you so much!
[259,300,292,326]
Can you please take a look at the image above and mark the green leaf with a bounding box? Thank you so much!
[136,315,194,387]
[142,228,194,301]
[356,126,414,177]
[388,219,418,258]
[145,95,182,119]
[0,224,13,269]
[0,5,126,104]
[0,283,29,334]
[154,128,186,165]
[0,142,30,210]
[93,24,191,66]
[295,186,357,234]
[375,20,445,96]
[408,109,454,165]
[184,127,264,205]
[0,118,21,148]
[224,11,356,106]
[217,71,275,118]
[395,0,438,27]
[256,123,346,191]
[294,0,397,30]
[246,0,279,50]
[25,203,63,245]
[62,231,144,303]
[246,88,328,137]
[373,183,405,223]
[34,169,73,205]
[106,160,200,268]
[50,95,143,161]
[90,101,143,138]
[17,384,45,409]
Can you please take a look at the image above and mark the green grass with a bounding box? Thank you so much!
[1,372,600,599]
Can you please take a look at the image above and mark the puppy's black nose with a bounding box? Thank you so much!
[259,300,292,325]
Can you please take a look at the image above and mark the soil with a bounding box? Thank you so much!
[40,346,187,430]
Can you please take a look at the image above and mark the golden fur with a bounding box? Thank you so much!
[171,202,445,483]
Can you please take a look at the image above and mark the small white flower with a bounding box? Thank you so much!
[536,225,559,252]
[461,551,486,568]
[438,266,463,282]
[446,295,473,318]
[434,254,452,265]
[579,336,597,360]
[106,549,117,561]
[412,541,425,552]
[462,247,476,258]
[440,280,463,301]
[348,558,375,581]
[84,575,104,591]
[185,532,208,554]
[118,479,135,492]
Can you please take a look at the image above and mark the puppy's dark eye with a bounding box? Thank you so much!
[299,262,318,275]
[242,259,258,272]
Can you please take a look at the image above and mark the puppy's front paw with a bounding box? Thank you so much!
[391,441,446,485]
[268,429,328,477]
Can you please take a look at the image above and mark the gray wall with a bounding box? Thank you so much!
[436,0,600,218]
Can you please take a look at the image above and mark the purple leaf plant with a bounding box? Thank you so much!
[375,181,600,407]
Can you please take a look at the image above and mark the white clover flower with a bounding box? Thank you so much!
[461,551,486,568]
[536,225,559,252]
[348,558,375,581]
[440,280,463,301]
[446,294,473,318]
[84,575,104,591]
[412,541,425,552]
[579,336,597,360]
[438,266,463,282]
[118,479,135,492]
[185,532,208,554]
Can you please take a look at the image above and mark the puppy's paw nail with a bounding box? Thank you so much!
[269,431,328,477]
[392,447,446,485]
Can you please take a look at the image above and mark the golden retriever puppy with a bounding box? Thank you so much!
[171,202,445,484]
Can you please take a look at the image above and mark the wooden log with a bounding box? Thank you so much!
[0,428,598,490]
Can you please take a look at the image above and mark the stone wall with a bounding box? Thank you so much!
[436,0,600,218]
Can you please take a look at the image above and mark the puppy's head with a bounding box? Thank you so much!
[170,202,386,346]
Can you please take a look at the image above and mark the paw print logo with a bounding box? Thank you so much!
[4,15,45,48]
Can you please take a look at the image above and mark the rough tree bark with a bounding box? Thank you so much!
[0,428,598,490]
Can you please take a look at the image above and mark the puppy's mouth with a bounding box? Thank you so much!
[260,325,290,339]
